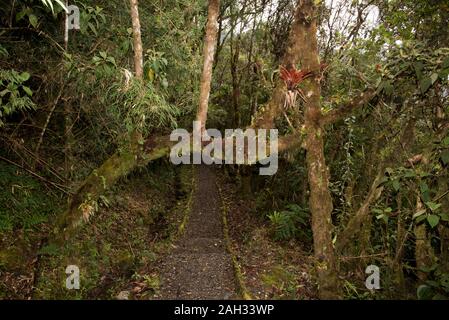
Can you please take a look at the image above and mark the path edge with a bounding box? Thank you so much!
[216,178,252,300]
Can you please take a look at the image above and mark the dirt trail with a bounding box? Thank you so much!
[157,165,237,299]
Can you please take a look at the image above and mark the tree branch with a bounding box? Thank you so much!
[320,88,376,126]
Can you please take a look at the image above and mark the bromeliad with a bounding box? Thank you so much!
[279,63,328,130]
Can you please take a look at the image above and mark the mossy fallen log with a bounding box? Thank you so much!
[53,135,173,244]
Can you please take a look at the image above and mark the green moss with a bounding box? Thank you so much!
[261,265,297,299]
[0,246,26,270]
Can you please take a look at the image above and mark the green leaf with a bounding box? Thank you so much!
[404,170,416,178]
[376,214,389,224]
[28,14,38,28]
[414,62,424,80]
[443,136,449,147]
[20,72,30,82]
[16,10,28,22]
[53,0,68,13]
[106,56,117,66]
[427,214,440,228]
[392,179,401,191]
[441,150,449,164]
[442,56,449,70]
[440,213,449,222]
[425,201,442,212]
[416,215,427,223]
[420,77,433,94]
[430,73,439,84]
[413,209,427,219]
[22,85,32,96]
[383,81,394,96]
[417,285,433,300]
[88,22,97,36]
[420,182,431,202]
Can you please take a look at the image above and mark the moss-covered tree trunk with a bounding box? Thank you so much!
[293,0,339,299]
[53,135,172,242]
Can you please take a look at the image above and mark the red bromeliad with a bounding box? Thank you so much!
[280,65,313,91]
[279,63,327,130]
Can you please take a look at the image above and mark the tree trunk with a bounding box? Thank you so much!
[414,195,435,282]
[54,0,222,242]
[230,20,241,128]
[53,0,148,242]
[53,136,173,242]
[196,0,220,132]
[393,192,406,292]
[295,0,339,299]
[130,0,143,79]
[438,169,449,273]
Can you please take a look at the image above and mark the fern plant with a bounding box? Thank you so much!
[267,204,310,241]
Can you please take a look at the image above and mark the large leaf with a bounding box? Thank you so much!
[28,14,38,28]
[420,77,433,94]
[427,214,440,228]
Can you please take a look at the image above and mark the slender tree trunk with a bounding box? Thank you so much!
[230,23,241,128]
[393,192,406,292]
[414,195,435,282]
[196,0,220,132]
[438,175,449,272]
[128,0,144,150]
[130,0,143,79]
[63,1,74,183]
[53,0,148,242]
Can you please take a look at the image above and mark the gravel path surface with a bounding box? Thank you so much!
[158,166,237,299]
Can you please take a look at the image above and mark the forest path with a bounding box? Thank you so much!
[157,165,237,299]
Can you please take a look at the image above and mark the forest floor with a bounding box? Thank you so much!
[217,171,317,300]
[0,161,316,299]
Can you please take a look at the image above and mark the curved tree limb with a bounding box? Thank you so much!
[320,88,376,126]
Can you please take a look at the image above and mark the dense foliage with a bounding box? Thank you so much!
[0,0,448,299]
